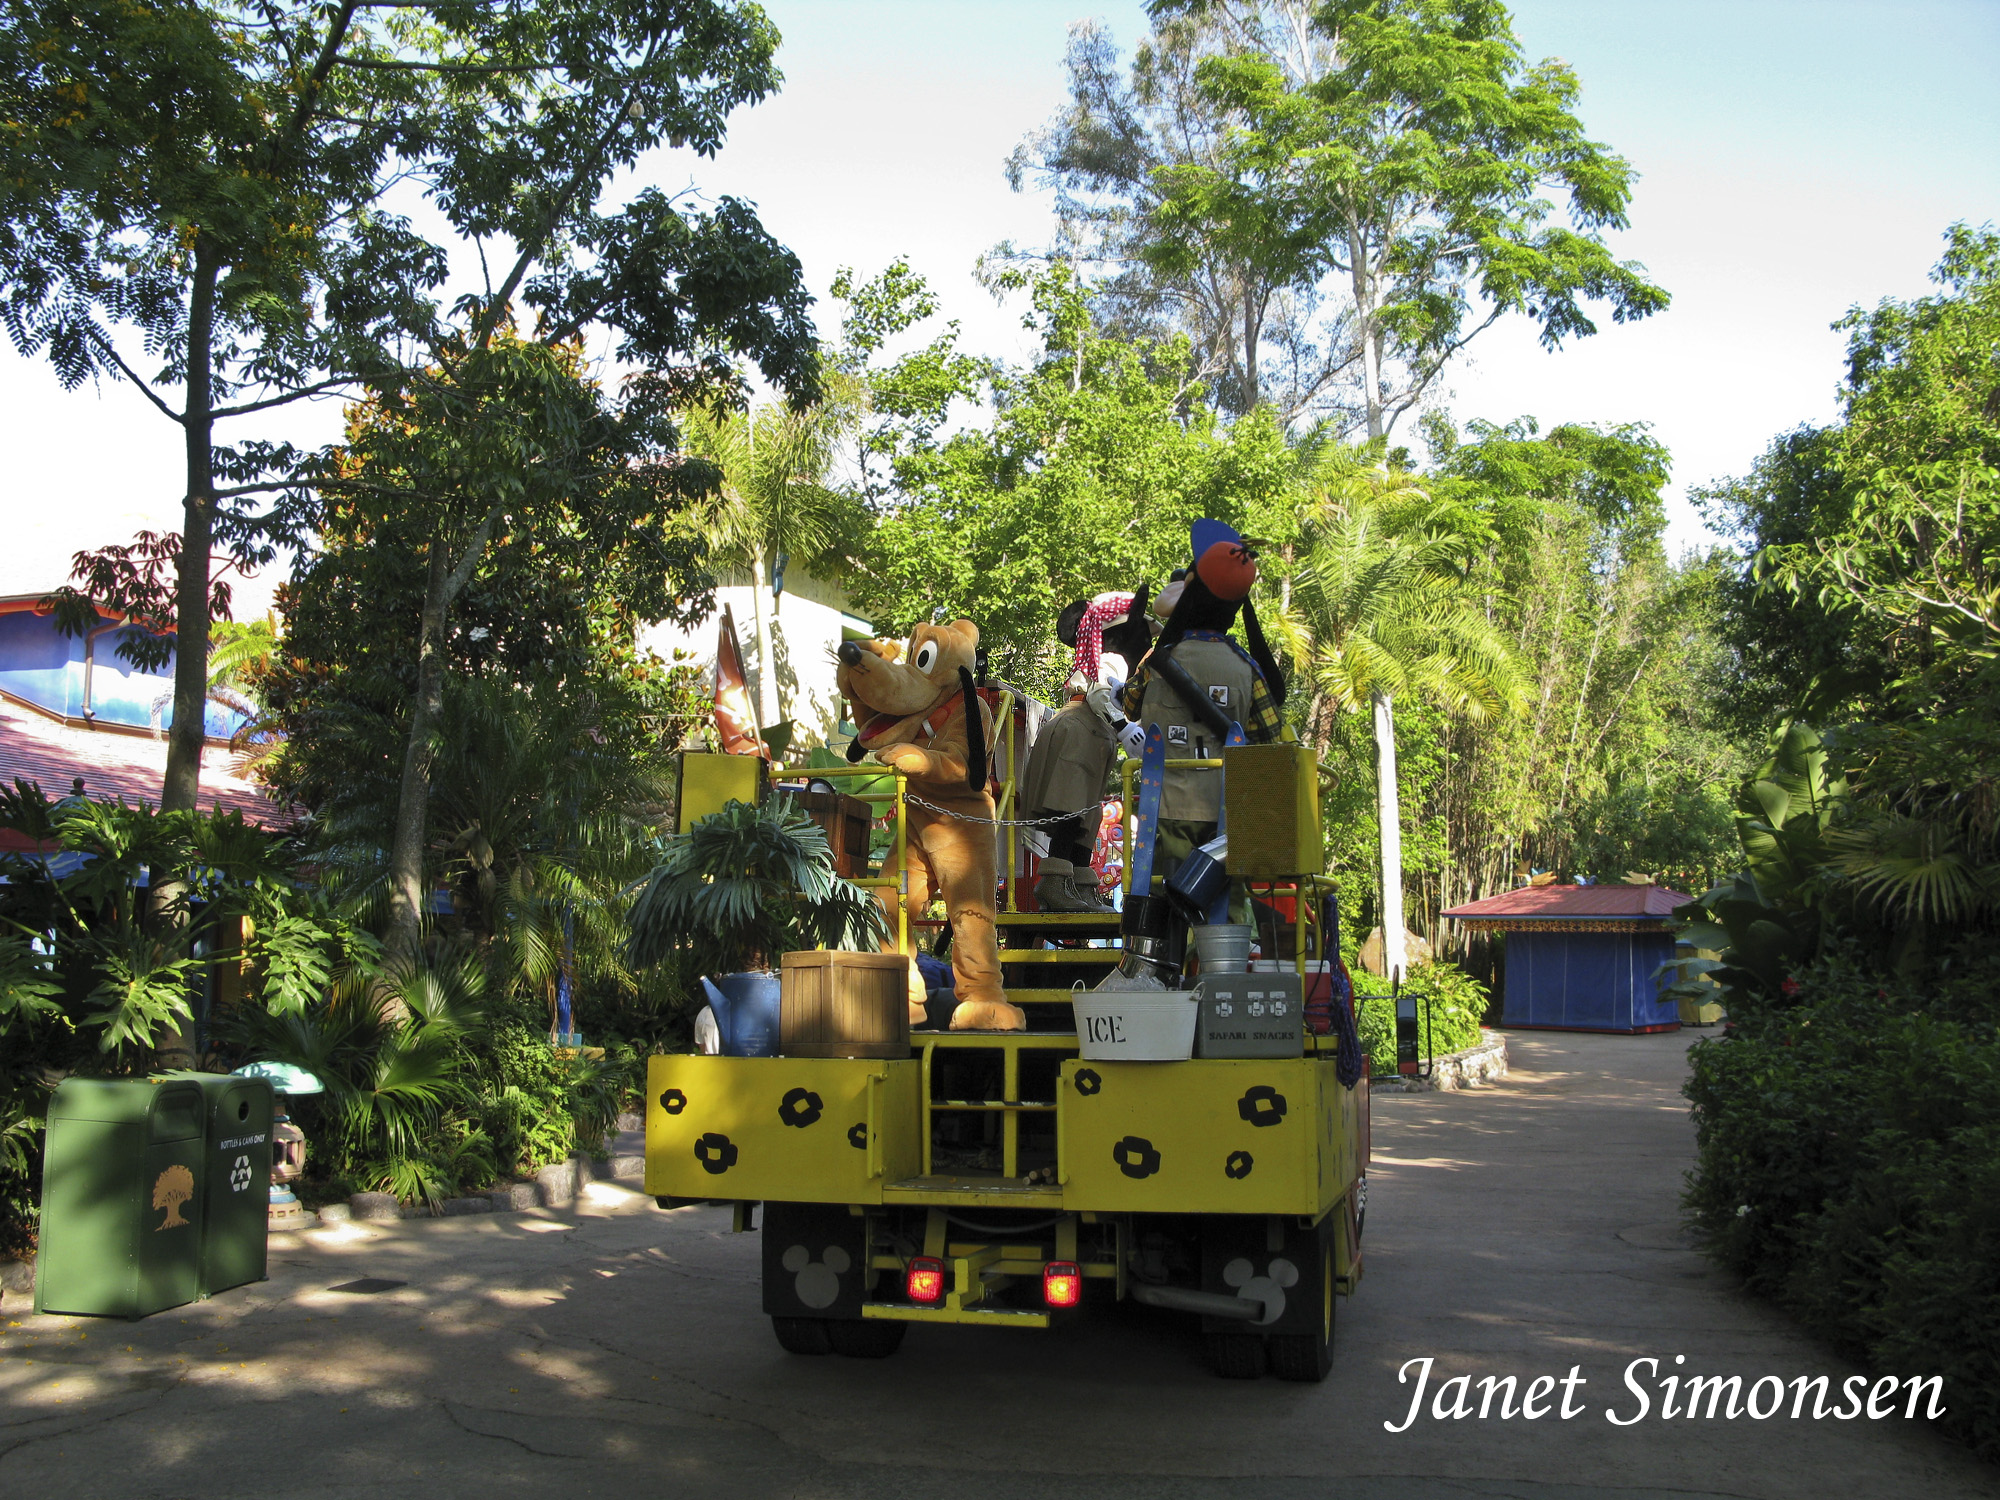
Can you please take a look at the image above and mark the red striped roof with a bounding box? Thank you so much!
[0,698,288,828]
[1442,883,1691,920]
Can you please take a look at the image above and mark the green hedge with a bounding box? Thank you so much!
[1684,949,2000,1459]
[1356,961,1489,1077]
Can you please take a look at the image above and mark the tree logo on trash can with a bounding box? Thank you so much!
[153,1164,195,1229]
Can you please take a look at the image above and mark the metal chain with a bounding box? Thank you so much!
[900,793,1112,829]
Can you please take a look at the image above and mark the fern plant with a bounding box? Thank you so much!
[626,798,886,977]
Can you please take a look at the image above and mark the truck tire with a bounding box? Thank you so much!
[771,1316,832,1355]
[826,1318,907,1358]
[1204,1332,1266,1379]
[1267,1237,1337,1383]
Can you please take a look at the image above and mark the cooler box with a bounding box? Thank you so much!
[1195,972,1305,1058]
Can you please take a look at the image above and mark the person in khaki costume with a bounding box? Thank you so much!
[1018,592,1151,911]
[835,620,1022,1032]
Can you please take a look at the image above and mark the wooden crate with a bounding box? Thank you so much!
[780,951,911,1059]
[778,785,874,879]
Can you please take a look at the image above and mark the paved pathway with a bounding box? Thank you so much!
[2,1031,1993,1498]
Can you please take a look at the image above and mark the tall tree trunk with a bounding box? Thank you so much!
[1350,230,1385,442]
[152,241,221,1069]
[749,542,778,729]
[164,242,221,816]
[1372,686,1407,981]
[385,507,503,982]
[386,541,452,974]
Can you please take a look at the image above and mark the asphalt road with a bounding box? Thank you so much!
[2,1030,1994,1500]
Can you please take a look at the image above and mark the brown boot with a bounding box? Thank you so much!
[1067,866,1117,912]
[1034,858,1100,913]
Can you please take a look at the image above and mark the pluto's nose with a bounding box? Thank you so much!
[837,641,864,667]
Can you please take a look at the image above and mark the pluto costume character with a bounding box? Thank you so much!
[836,620,1024,1032]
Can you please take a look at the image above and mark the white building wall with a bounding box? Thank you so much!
[638,568,871,750]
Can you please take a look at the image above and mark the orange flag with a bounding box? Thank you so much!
[713,604,766,757]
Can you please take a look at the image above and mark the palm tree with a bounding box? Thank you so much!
[681,396,860,734]
[1276,450,1524,979]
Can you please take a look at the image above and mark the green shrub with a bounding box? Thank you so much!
[1356,961,1488,1077]
[1684,946,2000,1458]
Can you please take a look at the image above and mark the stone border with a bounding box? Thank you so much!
[334,1146,644,1224]
[1371,1030,1509,1094]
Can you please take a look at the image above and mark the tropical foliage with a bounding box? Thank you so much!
[627,799,887,980]
[1679,225,2000,1458]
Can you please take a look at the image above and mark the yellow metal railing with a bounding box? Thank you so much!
[787,760,915,957]
[796,687,1026,946]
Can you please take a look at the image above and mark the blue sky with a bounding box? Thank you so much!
[5,0,1996,606]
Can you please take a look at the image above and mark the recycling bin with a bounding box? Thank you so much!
[35,1078,207,1319]
[165,1071,274,1295]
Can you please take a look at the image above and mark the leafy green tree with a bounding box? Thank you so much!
[1763,224,2000,710]
[851,263,1293,690]
[274,336,729,969]
[1424,416,1742,898]
[0,0,809,818]
[1273,446,1523,976]
[1004,10,1359,422]
[1694,426,1886,734]
[1136,0,1668,440]
[681,395,862,732]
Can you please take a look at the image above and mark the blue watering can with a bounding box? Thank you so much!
[699,973,783,1057]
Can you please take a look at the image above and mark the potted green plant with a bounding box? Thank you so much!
[626,798,886,1055]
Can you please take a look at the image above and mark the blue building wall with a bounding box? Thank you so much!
[1501,929,1679,1032]
[0,608,244,738]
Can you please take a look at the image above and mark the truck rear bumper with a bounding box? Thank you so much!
[860,1302,1051,1328]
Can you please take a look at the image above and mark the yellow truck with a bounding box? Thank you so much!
[646,737,1368,1381]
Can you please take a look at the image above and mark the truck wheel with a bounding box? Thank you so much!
[826,1318,907,1358]
[771,1316,832,1355]
[1204,1331,1266,1379]
[1266,1239,1336,1383]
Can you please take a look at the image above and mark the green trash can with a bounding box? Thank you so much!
[164,1071,274,1296]
[35,1078,207,1319]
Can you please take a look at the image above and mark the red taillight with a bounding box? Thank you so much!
[1043,1260,1083,1309]
[906,1256,946,1304]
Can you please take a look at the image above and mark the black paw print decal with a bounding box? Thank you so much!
[1224,1150,1254,1180]
[778,1088,824,1128]
[1112,1135,1161,1179]
[847,1122,868,1150]
[693,1132,738,1174]
[659,1088,687,1115]
[1074,1068,1102,1096]
[781,1244,851,1310]
[1237,1085,1288,1127]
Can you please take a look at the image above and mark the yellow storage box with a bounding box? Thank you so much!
[1223,743,1323,878]
[677,753,766,833]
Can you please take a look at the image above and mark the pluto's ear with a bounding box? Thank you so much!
[846,737,866,763]
[959,667,986,791]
